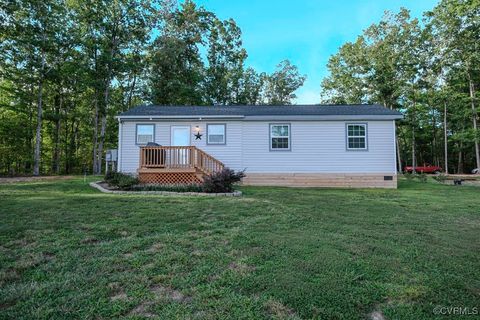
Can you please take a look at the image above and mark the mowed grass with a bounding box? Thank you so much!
[0,178,479,319]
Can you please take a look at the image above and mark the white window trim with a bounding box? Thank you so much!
[136,124,155,145]
[346,123,368,151]
[270,123,291,151]
[207,123,226,145]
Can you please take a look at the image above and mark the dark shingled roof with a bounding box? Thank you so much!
[118,104,403,118]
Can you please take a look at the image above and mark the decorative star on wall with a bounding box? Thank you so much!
[194,132,203,140]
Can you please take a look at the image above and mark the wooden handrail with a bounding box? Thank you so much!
[194,147,225,175]
[139,146,224,174]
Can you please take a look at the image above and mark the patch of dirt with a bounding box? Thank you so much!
[0,300,17,310]
[207,273,221,282]
[265,299,297,319]
[228,261,256,275]
[147,243,164,253]
[123,253,134,259]
[127,284,192,318]
[42,252,55,260]
[0,268,20,284]
[151,285,192,303]
[0,175,75,184]
[128,302,156,318]
[110,292,128,302]
[109,283,129,302]
[142,263,155,270]
[191,250,203,256]
[7,238,36,249]
[80,237,99,245]
[15,252,54,270]
[369,311,386,320]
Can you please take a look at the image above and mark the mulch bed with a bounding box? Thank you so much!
[90,181,242,197]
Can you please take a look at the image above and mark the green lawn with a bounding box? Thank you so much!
[0,178,479,319]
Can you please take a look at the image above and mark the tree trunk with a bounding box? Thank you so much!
[443,101,448,174]
[97,113,107,174]
[92,46,100,174]
[411,84,416,173]
[92,95,99,174]
[127,74,137,109]
[457,148,463,174]
[26,87,34,173]
[33,59,45,176]
[64,114,70,174]
[52,94,62,174]
[396,138,402,173]
[431,104,437,166]
[468,76,480,169]
[412,128,416,171]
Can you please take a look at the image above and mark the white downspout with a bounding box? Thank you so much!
[393,120,397,175]
[117,118,122,172]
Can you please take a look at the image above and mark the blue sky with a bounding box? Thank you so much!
[194,0,439,104]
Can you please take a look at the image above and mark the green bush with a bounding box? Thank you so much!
[202,168,245,193]
[104,172,139,190]
[104,171,118,184]
[416,172,428,183]
[433,173,447,183]
[403,172,427,183]
[403,172,415,180]
[105,169,245,193]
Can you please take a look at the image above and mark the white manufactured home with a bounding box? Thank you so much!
[116,104,403,188]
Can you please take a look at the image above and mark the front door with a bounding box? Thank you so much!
[171,126,190,165]
[171,126,190,146]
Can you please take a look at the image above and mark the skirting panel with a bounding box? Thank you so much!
[242,173,397,188]
[138,172,202,185]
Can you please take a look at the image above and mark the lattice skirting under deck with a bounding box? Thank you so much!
[138,172,203,185]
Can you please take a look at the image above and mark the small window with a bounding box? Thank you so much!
[207,124,226,144]
[270,124,290,150]
[346,124,367,150]
[136,124,154,145]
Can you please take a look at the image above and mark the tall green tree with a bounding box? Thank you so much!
[1,0,71,175]
[205,18,247,105]
[428,0,480,169]
[265,60,306,105]
[73,0,159,174]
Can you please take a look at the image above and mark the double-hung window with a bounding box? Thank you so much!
[270,124,290,150]
[346,123,367,150]
[136,124,154,145]
[207,124,226,144]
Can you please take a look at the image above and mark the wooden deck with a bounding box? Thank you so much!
[138,146,224,184]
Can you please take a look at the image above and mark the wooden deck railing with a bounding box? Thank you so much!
[195,147,224,174]
[139,146,224,174]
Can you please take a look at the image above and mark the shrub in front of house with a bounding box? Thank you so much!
[104,168,245,193]
[202,168,245,193]
[104,172,139,190]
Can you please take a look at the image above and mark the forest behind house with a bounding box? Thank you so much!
[0,0,478,175]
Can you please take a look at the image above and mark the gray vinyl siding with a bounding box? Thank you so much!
[119,120,396,174]
[241,121,395,173]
